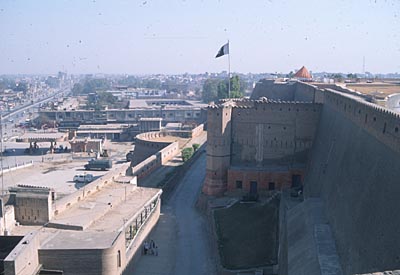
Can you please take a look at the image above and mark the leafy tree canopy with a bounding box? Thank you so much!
[72,78,110,95]
[201,75,245,103]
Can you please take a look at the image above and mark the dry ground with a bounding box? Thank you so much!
[345,82,400,98]
[213,196,280,270]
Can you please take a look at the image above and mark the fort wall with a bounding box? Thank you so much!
[203,97,321,195]
[131,132,173,165]
[304,89,400,274]
[230,102,321,166]
[251,80,296,101]
[202,105,232,195]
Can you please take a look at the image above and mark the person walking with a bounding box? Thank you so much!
[144,241,150,255]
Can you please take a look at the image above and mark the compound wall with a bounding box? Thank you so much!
[304,89,400,274]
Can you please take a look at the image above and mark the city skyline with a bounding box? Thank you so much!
[0,0,399,75]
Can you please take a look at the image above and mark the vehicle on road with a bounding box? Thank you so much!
[73,174,94,183]
[84,159,112,171]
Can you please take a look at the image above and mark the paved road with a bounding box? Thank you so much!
[130,153,216,275]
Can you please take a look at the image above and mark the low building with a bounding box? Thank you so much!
[0,163,162,275]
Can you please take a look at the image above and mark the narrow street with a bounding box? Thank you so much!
[130,153,216,275]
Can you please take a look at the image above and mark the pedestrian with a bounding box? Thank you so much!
[144,241,149,255]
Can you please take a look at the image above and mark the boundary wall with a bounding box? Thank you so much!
[132,132,173,165]
[304,87,400,274]
[126,141,179,179]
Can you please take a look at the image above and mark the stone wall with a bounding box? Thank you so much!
[203,98,321,195]
[230,102,321,167]
[131,132,173,165]
[202,105,232,196]
[227,168,304,193]
[304,89,400,274]
[251,79,296,101]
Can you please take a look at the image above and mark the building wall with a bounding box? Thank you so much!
[0,202,16,235]
[40,108,206,125]
[70,140,103,153]
[123,200,161,274]
[386,93,400,113]
[13,191,52,225]
[227,169,304,193]
[39,232,126,275]
[4,232,40,275]
[304,89,400,274]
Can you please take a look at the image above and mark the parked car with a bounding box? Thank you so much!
[73,174,94,183]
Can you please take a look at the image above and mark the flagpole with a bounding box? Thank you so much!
[228,40,231,98]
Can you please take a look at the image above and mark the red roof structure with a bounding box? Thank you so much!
[294,66,312,79]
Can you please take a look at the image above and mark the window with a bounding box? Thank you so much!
[268,182,275,190]
[117,250,121,267]
[236,180,243,189]
[250,181,258,194]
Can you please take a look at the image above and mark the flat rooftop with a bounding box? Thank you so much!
[128,99,207,109]
[41,231,120,250]
[18,132,67,142]
[47,184,160,231]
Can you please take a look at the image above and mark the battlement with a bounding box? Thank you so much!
[208,97,321,111]
[323,88,400,153]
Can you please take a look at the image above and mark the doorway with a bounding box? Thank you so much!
[250,181,258,194]
[291,175,302,188]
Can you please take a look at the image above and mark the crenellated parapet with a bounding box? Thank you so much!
[323,89,400,153]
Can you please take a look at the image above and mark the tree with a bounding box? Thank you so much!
[87,91,118,110]
[201,75,244,103]
[192,143,200,152]
[181,147,194,162]
[202,78,219,103]
[73,78,111,95]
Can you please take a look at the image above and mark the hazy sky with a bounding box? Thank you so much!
[0,0,399,75]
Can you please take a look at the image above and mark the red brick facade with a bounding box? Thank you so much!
[227,168,304,192]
